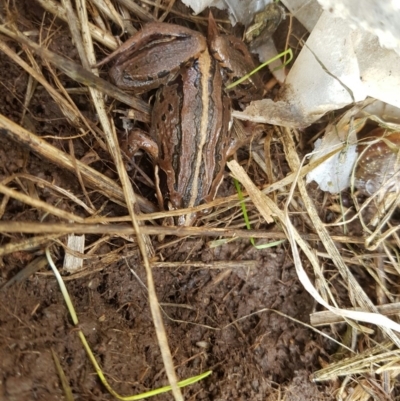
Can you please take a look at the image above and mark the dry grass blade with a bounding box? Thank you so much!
[0,221,366,242]
[365,193,400,250]
[279,127,400,344]
[261,145,347,195]
[91,0,127,34]
[0,114,156,212]
[36,0,119,49]
[312,340,399,381]
[0,234,64,258]
[228,157,400,336]
[311,301,400,326]
[152,260,257,269]
[114,0,156,22]
[0,182,85,222]
[157,0,177,22]
[229,168,274,224]
[20,57,39,125]
[62,0,90,69]
[3,173,96,214]
[0,24,150,120]
[61,0,183,396]
[0,39,80,125]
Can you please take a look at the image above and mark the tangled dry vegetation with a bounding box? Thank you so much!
[1,0,400,400]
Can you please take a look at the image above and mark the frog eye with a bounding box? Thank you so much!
[232,45,246,57]
[157,70,170,79]
[123,74,134,82]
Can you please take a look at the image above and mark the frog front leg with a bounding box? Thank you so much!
[122,129,169,211]
[97,23,208,93]
[122,129,158,161]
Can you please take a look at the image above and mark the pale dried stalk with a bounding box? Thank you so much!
[312,340,398,381]
[88,1,108,31]
[0,24,150,119]
[114,0,155,22]
[36,0,119,49]
[0,114,155,212]
[311,301,400,326]
[20,51,39,124]
[0,234,65,258]
[0,194,9,219]
[0,220,366,243]
[114,3,137,35]
[228,157,400,336]
[152,260,257,269]
[90,0,126,34]
[280,126,400,346]
[3,173,96,214]
[70,1,182,397]
[0,182,85,223]
[158,0,177,22]
[62,0,90,69]
[0,39,81,125]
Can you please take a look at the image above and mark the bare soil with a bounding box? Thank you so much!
[0,1,335,400]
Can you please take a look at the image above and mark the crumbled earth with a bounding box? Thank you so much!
[0,234,333,400]
[0,1,334,400]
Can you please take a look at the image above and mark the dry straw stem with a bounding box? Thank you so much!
[0,221,365,243]
[279,127,400,344]
[114,0,156,22]
[0,39,82,127]
[0,234,65,258]
[312,340,400,381]
[228,132,400,339]
[4,173,97,215]
[59,1,182,398]
[50,348,74,401]
[311,301,400,326]
[365,193,400,251]
[345,378,399,401]
[151,260,257,269]
[0,115,156,212]
[90,0,132,35]
[0,182,86,223]
[0,25,150,119]
[36,0,120,49]
[230,122,400,396]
